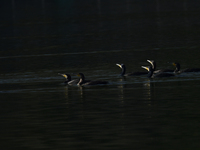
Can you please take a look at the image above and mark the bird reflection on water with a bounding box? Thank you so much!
[117,78,126,105]
[143,79,154,102]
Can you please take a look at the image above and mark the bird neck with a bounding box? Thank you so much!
[64,79,70,84]
[147,70,154,78]
[121,66,126,76]
[152,63,156,71]
[77,79,83,85]
[77,76,85,85]
[67,76,71,81]
[174,64,180,73]
[64,75,71,83]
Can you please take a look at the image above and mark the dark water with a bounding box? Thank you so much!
[1,0,200,149]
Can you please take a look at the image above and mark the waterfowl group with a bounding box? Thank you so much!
[142,60,200,78]
[147,60,174,73]
[59,72,108,86]
[141,66,175,78]
[59,59,200,85]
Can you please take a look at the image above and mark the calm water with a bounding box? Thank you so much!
[1,0,200,149]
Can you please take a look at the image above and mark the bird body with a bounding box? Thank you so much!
[116,63,147,76]
[141,66,175,78]
[147,60,174,74]
[172,62,200,73]
[77,73,108,86]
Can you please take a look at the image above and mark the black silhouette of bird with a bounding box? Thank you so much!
[141,66,175,78]
[116,63,147,76]
[147,60,174,74]
[58,73,79,85]
[172,62,200,73]
[77,73,108,86]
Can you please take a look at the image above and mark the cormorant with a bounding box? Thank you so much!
[77,73,108,86]
[141,66,175,78]
[172,62,200,73]
[116,63,147,76]
[58,73,79,85]
[147,60,174,73]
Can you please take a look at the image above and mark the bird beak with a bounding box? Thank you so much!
[77,74,81,77]
[141,66,149,71]
[116,63,122,68]
[172,63,176,66]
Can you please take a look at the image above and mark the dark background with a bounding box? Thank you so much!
[1,1,200,150]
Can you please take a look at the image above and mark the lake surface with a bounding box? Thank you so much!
[1,0,200,149]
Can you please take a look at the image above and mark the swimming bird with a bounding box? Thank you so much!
[172,62,200,73]
[116,63,147,76]
[58,73,79,85]
[141,66,175,78]
[147,60,174,73]
[77,73,108,86]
